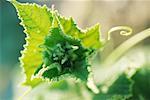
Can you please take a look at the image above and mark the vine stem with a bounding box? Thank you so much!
[103,28,150,67]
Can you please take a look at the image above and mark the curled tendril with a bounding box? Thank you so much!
[107,26,133,40]
[104,28,150,67]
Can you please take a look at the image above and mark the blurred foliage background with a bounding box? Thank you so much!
[0,0,150,100]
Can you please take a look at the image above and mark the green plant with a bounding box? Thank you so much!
[10,0,150,100]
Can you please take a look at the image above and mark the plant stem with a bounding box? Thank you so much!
[103,28,150,66]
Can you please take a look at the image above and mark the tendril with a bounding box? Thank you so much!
[107,26,133,40]
[104,28,150,66]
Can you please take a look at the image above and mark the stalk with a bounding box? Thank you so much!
[103,28,150,66]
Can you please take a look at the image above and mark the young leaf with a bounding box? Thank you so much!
[11,0,102,89]
[80,24,101,49]
[32,10,102,83]
[34,27,93,81]
[56,13,103,49]
[11,0,53,87]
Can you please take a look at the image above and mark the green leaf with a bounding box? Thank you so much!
[131,64,150,100]
[34,27,92,81]
[94,74,133,100]
[57,13,102,49]
[107,74,132,96]
[11,1,53,87]
[80,24,101,49]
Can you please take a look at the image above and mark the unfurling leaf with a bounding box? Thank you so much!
[34,27,93,81]
[11,0,103,88]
